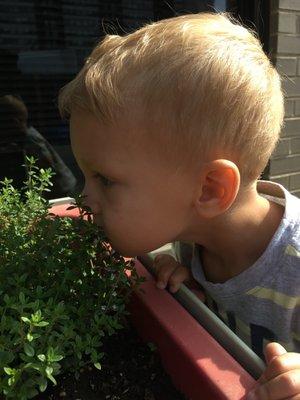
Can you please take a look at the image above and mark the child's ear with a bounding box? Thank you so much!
[194,159,240,218]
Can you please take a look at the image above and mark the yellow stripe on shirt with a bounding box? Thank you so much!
[285,244,300,258]
[246,287,300,309]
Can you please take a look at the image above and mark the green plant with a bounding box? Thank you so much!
[0,157,142,399]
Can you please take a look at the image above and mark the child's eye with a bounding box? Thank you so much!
[94,173,114,187]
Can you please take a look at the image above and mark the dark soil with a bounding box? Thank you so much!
[36,322,186,400]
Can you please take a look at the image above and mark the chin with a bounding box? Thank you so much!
[108,242,152,258]
[113,245,139,258]
[106,232,169,257]
[120,246,166,259]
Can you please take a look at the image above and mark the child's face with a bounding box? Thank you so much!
[70,111,195,257]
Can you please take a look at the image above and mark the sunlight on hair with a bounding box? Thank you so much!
[58,12,284,184]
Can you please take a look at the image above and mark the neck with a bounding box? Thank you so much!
[183,184,284,283]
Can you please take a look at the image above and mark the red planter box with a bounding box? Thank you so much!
[129,260,255,400]
[50,202,256,400]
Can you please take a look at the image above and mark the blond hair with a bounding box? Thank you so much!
[59,13,284,182]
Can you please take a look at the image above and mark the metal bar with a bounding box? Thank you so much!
[137,254,265,379]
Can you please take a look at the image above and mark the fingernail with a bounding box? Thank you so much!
[169,285,177,293]
[156,281,166,289]
[247,390,258,400]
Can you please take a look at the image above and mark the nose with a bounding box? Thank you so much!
[81,183,101,215]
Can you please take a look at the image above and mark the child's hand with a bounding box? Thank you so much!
[153,254,191,293]
[247,342,300,400]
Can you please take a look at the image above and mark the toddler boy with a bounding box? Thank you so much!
[58,13,300,400]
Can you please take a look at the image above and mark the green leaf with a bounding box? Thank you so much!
[27,333,34,342]
[37,376,48,392]
[19,292,25,304]
[24,343,35,357]
[19,273,28,283]
[4,367,15,376]
[27,388,39,398]
[34,321,49,327]
[32,309,42,322]
[45,366,57,385]
[50,354,63,362]
[8,376,15,386]
[47,347,63,362]
[3,294,10,304]
[66,205,77,210]
[32,333,41,340]
[45,366,53,376]
[0,351,14,366]
[21,316,31,324]
[94,362,101,370]
[37,354,46,362]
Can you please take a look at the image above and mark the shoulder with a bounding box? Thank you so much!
[257,180,300,277]
[25,126,46,146]
[257,180,300,222]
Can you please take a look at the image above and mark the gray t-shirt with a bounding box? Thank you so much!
[178,181,300,359]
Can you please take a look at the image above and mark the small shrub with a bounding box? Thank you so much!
[0,157,142,399]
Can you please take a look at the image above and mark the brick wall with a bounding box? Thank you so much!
[269,0,300,196]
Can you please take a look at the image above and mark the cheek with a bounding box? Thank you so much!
[102,201,133,233]
[103,199,178,255]
[99,179,190,256]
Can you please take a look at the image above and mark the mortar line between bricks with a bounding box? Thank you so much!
[279,8,300,12]
[271,173,300,177]
[278,9,300,13]
[271,171,300,177]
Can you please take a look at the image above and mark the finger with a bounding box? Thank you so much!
[248,370,300,400]
[153,253,176,271]
[168,266,191,293]
[154,253,174,262]
[258,343,289,385]
[263,352,300,381]
[153,253,166,264]
[265,343,287,365]
[154,255,179,289]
